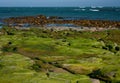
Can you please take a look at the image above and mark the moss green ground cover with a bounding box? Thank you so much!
[0,27,120,83]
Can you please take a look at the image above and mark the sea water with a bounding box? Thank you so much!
[0,7,120,21]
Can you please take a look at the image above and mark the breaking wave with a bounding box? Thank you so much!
[89,9,100,12]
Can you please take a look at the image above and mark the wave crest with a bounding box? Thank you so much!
[89,9,99,12]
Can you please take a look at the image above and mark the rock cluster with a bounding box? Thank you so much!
[3,15,120,28]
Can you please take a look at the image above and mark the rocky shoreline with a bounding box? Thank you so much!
[14,25,118,32]
[3,15,120,28]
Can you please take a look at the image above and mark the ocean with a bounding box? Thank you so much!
[0,7,120,21]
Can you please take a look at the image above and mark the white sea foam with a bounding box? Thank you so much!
[81,9,86,11]
[74,9,86,11]
[90,6,104,8]
[89,9,99,12]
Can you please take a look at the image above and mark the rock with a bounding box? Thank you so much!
[90,78,100,83]
[3,15,120,29]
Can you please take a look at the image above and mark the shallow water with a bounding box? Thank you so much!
[46,24,78,27]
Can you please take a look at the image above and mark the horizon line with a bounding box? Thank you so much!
[0,6,120,7]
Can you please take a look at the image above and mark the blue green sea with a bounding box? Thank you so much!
[0,7,120,21]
